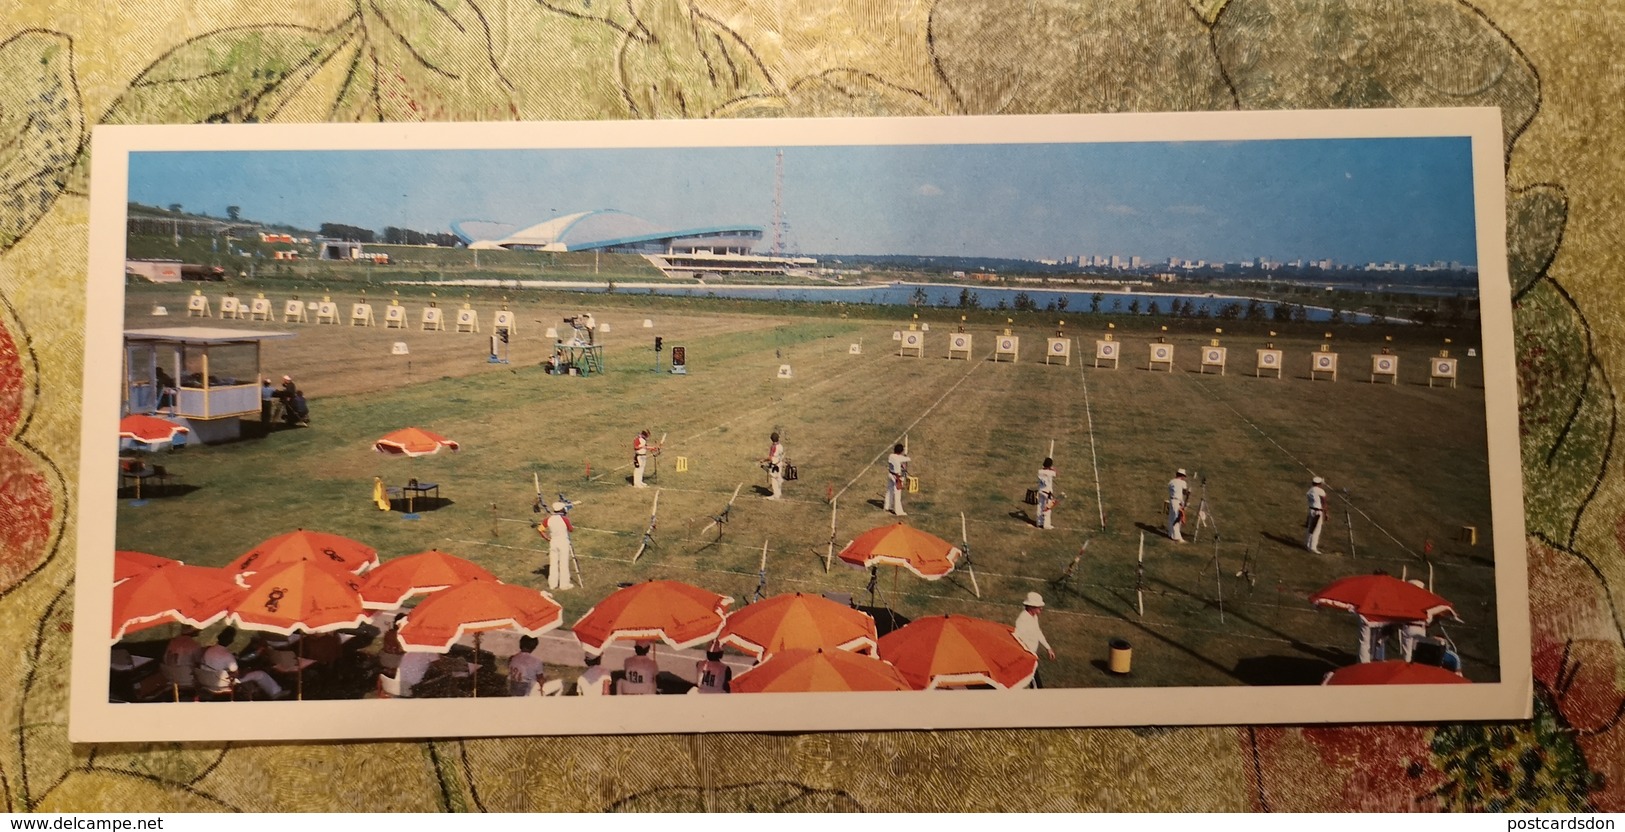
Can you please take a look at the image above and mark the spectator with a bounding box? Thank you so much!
[507,635,546,697]
[199,627,286,699]
[619,643,658,694]
[576,653,611,696]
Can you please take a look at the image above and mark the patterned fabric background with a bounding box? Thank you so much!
[2,0,1621,812]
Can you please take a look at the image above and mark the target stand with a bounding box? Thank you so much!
[316,298,340,325]
[1430,355,1459,388]
[1370,354,1399,384]
[1094,338,1120,369]
[493,309,517,335]
[1200,345,1227,375]
[282,298,307,323]
[219,296,245,319]
[1255,348,1283,378]
[994,334,1020,363]
[421,306,445,331]
[186,292,211,318]
[384,303,407,329]
[1310,350,1339,381]
[947,332,972,360]
[351,303,376,326]
[455,305,481,333]
[1044,337,1072,366]
[1148,342,1174,372]
[898,330,925,357]
[249,295,273,321]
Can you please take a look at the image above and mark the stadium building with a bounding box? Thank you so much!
[452,209,815,280]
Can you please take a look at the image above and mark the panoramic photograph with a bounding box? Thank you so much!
[75,112,1526,741]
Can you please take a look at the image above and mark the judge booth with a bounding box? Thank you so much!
[123,328,294,444]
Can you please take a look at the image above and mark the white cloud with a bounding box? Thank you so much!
[1104,203,1138,216]
[917,183,943,197]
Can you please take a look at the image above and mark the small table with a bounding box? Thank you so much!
[403,481,440,512]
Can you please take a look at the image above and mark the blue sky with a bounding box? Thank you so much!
[129,137,1479,265]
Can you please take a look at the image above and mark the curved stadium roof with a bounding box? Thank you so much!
[457,209,761,253]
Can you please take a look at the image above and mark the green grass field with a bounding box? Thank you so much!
[114,283,1502,690]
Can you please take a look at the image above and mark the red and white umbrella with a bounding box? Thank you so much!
[228,529,379,580]
[731,648,910,693]
[114,549,180,586]
[357,549,497,610]
[876,614,1038,690]
[718,592,879,660]
[1323,660,1470,686]
[1310,574,1458,624]
[374,427,460,457]
[112,563,245,640]
[573,580,732,655]
[395,578,563,653]
[118,414,190,450]
[837,522,961,580]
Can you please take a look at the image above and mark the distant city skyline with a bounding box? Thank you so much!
[129,137,1480,267]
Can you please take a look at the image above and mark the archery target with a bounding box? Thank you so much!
[422,307,443,328]
[1258,349,1281,367]
[493,310,516,331]
[1372,355,1397,374]
[250,298,272,317]
[1314,353,1338,371]
[187,294,208,313]
[1150,344,1173,362]
[1433,358,1458,378]
[903,332,921,347]
[1203,347,1226,365]
[384,305,406,323]
[1096,340,1118,359]
[1048,338,1070,356]
[316,301,339,322]
[282,299,304,318]
[997,336,1018,353]
[951,334,970,350]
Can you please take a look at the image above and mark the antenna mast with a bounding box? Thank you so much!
[772,149,785,258]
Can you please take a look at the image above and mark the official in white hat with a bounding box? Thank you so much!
[537,499,575,590]
[1014,591,1055,687]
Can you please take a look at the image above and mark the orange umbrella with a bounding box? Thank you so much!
[112,563,245,640]
[718,592,879,660]
[227,529,379,579]
[396,578,563,652]
[357,549,498,610]
[573,580,733,655]
[374,427,460,457]
[114,549,180,586]
[118,414,190,449]
[876,614,1038,690]
[1323,660,1471,686]
[227,560,369,636]
[837,522,961,580]
[731,648,910,693]
[1310,574,1458,623]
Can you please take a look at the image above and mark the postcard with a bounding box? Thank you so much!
[73,109,1528,742]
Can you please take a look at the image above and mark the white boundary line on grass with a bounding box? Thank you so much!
[1080,367,1107,530]
[832,349,993,503]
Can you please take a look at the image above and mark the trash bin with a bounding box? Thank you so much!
[1108,638,1132,674]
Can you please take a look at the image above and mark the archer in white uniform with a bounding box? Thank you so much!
[1167,469,1190,542]
[1304,476,1329,553]
[884,443,911,516]
[632,429,652,488]
[762,432,785,500]
[1034,458,1057,530]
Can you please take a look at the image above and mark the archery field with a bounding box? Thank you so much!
[113,283,1501,690]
